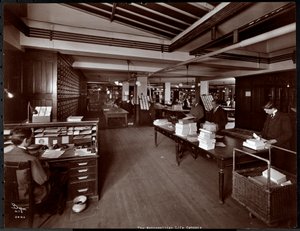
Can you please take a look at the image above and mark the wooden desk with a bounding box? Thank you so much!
[103,108,129,127]
[154,124,267,204]
[4,120,100,202]
[41,150,99,201]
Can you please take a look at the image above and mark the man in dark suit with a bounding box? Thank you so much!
[261,100,292,149]
[5,128,68,214]
[261,100,295,174]
[207,99,228,132]
[4,128,50,204]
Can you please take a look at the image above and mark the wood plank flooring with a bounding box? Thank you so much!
[36,126,296,229]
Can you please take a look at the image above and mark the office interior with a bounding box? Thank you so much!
[2,2,297,229]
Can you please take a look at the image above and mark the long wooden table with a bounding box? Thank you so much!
[154,124,267,204]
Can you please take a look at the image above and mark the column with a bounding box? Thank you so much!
[122,81,129,101]
[164,82,171,104]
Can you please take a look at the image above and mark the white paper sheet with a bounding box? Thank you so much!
[41,149,64,158]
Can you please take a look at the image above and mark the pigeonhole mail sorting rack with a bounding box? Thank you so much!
[232,146,296,226]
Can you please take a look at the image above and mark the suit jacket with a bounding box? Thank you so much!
[5,146,49,204]
[261,111,292,149]
[207,106,228,131]
[190,103,204,121]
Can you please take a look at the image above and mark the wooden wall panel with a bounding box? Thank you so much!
[23,49,58,119]
[3,44,26,122]
[235,70,296,131]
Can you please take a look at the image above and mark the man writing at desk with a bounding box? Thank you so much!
[4,128,67,214]
[4,128,50,204]
[261,100,292,149]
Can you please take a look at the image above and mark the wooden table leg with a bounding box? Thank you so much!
[105,115,108,127]
[218,167,224,204]
[176,142,181,166]
[124,114,128,127]
[154,129,158,147]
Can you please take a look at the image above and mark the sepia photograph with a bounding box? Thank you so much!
[2,1,297,229]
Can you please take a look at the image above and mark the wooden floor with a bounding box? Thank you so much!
[34,126,296,229]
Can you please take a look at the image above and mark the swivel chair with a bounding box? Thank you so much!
[4,161,34,228]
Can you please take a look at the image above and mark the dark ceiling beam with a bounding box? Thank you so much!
[3,6,29,36]
[190,3,296,56]
[110,3,117,22]
[169,2,254,52]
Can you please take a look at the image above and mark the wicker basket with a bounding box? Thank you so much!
[232,147,297,226]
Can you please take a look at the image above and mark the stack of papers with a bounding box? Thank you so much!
[198,128,216,150]
[74,148,96,156]
[175,122,197,137]
[153,119,171,126]
[175,123,190,137]
[262,168,287,184]
[67,116,83,122]
[203,121,217,132]
[243,138,265,150]
[41,149,64,158]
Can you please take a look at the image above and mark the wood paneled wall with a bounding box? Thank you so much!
[3,44,26,122]
[4,48,87,122]
[235,70,296,131]
[23,50,58,118]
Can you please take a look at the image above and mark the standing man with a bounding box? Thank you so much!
[185,97,205,131]
[261,100,292,149]
[207,99,228,132]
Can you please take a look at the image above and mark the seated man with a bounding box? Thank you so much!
[5,128,68,214]
[4,128,50,204]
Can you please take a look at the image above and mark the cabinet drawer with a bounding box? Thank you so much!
[69,180,96,199]
[69,173,96,183]
[69,158,97,168]
[69,166,97,176]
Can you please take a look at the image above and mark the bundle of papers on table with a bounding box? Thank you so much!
[243,138,265,150]
[198,128,216,150]
[153,119,171,126]
[202,121,217,132]
[175,122,197,137]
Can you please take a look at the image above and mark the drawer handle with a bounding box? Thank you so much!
[78,169,88,173]
[78,176,88,180]
[78,162,88,166]
[77,188,88,193]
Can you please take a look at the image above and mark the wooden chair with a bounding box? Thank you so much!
[4,161,34,228]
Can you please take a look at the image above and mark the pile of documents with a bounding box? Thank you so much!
[198,128,216,150]
[153,119,171,126]
[202,121,217,132]
[175,121,197,137]
[262,168,287,184]
[67,116,83,122]
[249,168,292,187]
[243,138,266,150]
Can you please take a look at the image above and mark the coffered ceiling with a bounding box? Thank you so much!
[3,2,297,86]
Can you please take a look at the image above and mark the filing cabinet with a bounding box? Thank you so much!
[48,156,99,201]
